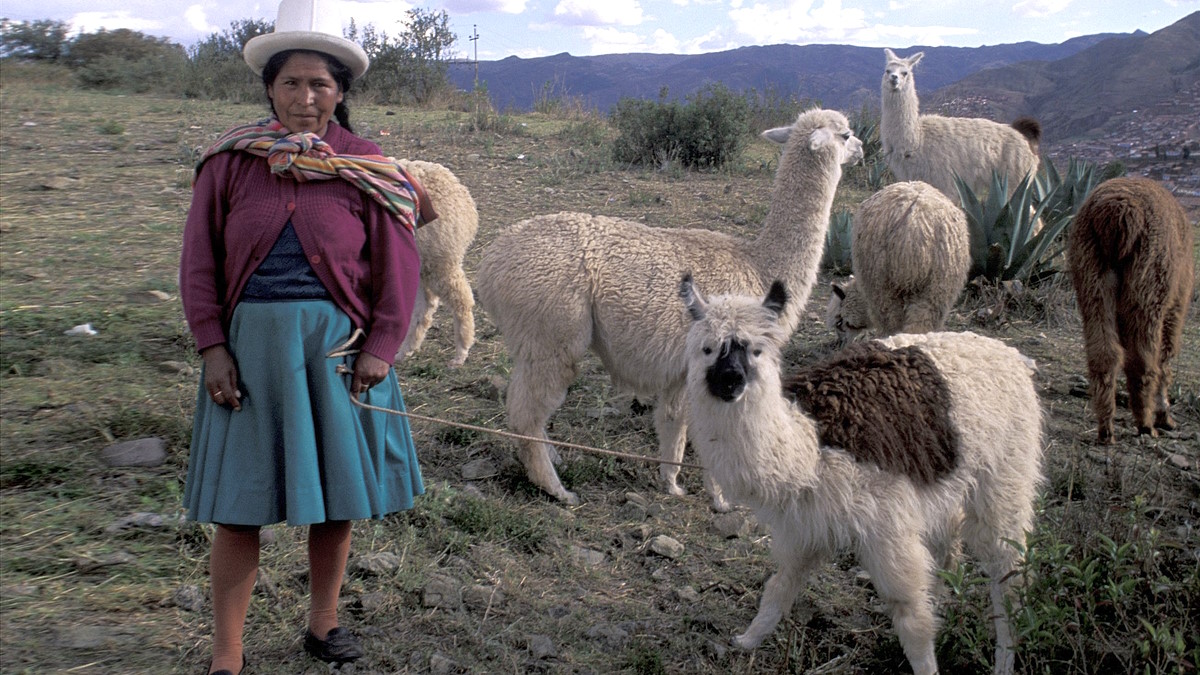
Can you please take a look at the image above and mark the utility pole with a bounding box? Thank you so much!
[469,25,480,89]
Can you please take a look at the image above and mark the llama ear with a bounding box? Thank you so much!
[832,282,845,300]
[907,51,924,67]
[884,47,897,61]
[679,273,706,321]
[763,280,788,317]
[761,126,791,145]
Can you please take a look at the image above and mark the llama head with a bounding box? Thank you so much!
[680,273,789,402]
[825,276,870,347]
[883,48,923,93]
[761,108,863,166]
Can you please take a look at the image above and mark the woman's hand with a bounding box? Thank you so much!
[201,345,242,411]
[352,352,391,395]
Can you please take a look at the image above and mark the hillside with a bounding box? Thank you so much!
[928,10,1200,142]
[449,35,1116,116]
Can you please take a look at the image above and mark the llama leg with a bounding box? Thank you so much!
[962,483,1035,675]
[397,283,436,362]
[655,389,689,498]
[1083,323,1121,445]
[443,267,476,368]
[506,355,581,504]
[862,533,939,675]
[1120,314,1161,437]
[734,546,820,650]
[1154,299,1187,431]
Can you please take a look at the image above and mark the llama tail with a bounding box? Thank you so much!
[1011,116,1042,156]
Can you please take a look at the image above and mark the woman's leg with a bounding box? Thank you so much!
[307,520,352,638]
[209,524,260,675]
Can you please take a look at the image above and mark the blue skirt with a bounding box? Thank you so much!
[184,300,424,526]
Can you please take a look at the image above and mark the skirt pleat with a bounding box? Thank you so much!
[184,300,423,526]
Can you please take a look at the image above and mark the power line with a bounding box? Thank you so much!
[468,24,479,88]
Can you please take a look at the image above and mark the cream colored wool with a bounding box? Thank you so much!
[682,281,1043,675]
[826,181,970,346]
[396,159,478,367]
[476,108,863,507]
[880,49,1040,202]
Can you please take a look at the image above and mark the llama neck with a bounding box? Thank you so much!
[881,84,922,153]
[691,372,821,504]
[749,152,842,330]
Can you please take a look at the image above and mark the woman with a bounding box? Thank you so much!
[180,4,426,673]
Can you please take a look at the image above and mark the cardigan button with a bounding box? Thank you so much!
[287,202,296,212]
[310,255,321,265]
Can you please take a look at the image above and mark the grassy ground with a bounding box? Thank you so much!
[2,74,1198,674]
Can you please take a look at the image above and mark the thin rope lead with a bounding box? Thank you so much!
[328,337,705,470]
[346,394,706,470]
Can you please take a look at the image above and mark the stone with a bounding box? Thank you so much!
[712,512,752,539]
[461,458,499,480]
[527,634,557,659]
[585,623,629,648]
[157,360,194,376]
[422,574,461,609]
[569,545,607,567]
[350,551,401,575]
[645,534,684,559]
[173,584,206,612]
[429,652,460,674]
[125,290,173,304]
[100,437,166,468]
[463,584,505,610]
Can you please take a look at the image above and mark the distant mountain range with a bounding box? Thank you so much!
[448,11,1200,144]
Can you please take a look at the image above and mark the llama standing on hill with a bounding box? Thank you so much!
[880,48,1041,201]
[826,181,970,346]
[680,276,1043,675]
[476,108,862,507]
[1067,177,1194,444]
[396,159,478,367]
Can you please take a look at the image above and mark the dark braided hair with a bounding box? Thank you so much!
[262,49,355,133]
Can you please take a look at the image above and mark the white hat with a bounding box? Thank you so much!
[244,0,370,79]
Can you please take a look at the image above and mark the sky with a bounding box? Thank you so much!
[3,0,1198,61]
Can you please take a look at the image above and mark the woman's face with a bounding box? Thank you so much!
[267,52,344,136]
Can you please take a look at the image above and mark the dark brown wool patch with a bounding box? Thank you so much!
[784,342,960,484]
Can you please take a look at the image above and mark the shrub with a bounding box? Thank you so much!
[822,208,854,274]
[610,84,749,170]
[955,157,1101,284]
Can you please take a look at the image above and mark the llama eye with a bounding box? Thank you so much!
[841,131,852,140]
[753,348,762,357]
[702,346,712,355]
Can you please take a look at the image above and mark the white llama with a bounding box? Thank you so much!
[880,48,1041,202]
[680,275,1043,675]
[396,159,478,367]
[825,181,970,346]
[476,108,863,507]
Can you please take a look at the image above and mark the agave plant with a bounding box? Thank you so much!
[822,208,854,274]
[954,157,1101,284]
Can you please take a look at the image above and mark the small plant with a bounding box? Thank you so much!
[821,208,853,274]
[611,84,749,170]
[955,157,1100,284]
[98,119,125,135]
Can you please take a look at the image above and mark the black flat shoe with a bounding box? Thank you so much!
[207,654,246,675]
[304,627,364,664]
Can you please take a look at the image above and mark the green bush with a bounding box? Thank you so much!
[822,208,854,274]
[955,157,1101,284]
[611,84,749,170]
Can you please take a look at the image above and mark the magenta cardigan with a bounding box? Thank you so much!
[180,122,420,363]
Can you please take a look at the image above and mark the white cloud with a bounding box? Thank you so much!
[184,5,218,34]
[443,0,530,14]
[553,0,644,26]
[344,1,416,31]
[728,0,867,44]
[580,25,687,53]
[1011,0,1072,18]
[69,10,162,34]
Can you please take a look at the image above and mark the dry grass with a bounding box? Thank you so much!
[2,77,1197,674]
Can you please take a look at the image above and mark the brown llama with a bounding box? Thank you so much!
[1067,177,1195,444]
